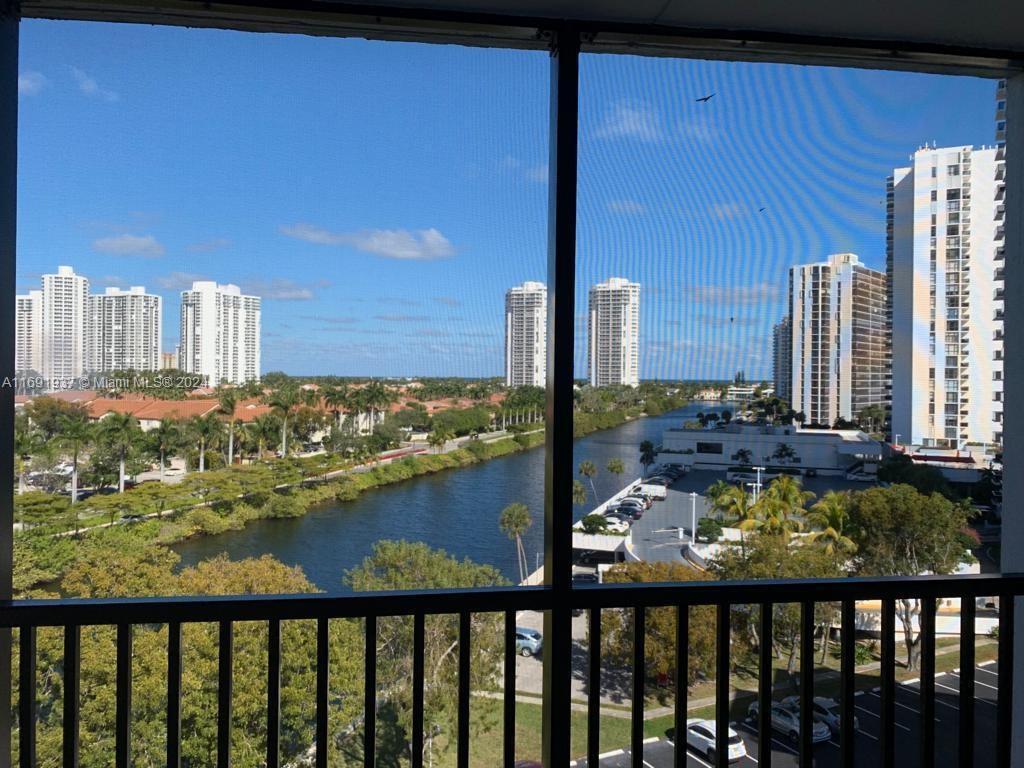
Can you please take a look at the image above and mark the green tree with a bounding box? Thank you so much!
[14,413,41,495]
[578,460,598,500]
[427,428,453,454]
[268,386,301,456]
[572,479,588,508]
[498,502,532,583]
[189,413,223,473]
[847,484,971,670]
[580,513,609,534]
[57,413,93,505]
[639,440,656,475]
[148,418,181,482]
[599,562,716,687]
[218,388,239,466]
[606,457,625,484]
[857,404,887,435]
[247,413,279,462]
[807,491,856,555]
[98,412,142,493]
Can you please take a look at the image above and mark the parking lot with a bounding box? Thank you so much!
[572,662,1001,768]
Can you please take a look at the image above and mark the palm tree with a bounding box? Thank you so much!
[572,479,588,507]
[499,502,532,583]
[58,414,93,504]
[639,440,656,475]
[268,386,300,456]
[323,385,350,430]
[756,495,805,540]
[578,460,598,500]
[189,413,223,473]
[248,414,279,462]
[99,412,141,493]
[704,479,733,507]
[427,428,453,454]
[763,474,815,514]
[14,417,41,495]
[606,458,625,484]
[217,388,239,466]
[713,485,760,556]
[150,418,180,481]
[807,491,856,555]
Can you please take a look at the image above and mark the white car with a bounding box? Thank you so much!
[684,718,747,763]
[601,518,629,534]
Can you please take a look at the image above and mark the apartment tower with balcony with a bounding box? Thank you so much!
[587,277,640,387]
[38,265,90,386]
[86,286,163,374]
[789,253,888,426]
[504,281,547,387]
[772,316,792,405]
[889,145,1002,449]
[179,281,261,385]
[15,289,42,375]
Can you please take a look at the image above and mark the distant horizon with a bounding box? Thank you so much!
[17,19,998,379]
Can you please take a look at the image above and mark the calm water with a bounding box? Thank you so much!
[173,403,711,591]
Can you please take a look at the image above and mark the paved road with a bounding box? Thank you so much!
[572,662,1001,768]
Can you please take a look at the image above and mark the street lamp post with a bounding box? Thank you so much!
[752,465,765,503]
[690,491,697,542]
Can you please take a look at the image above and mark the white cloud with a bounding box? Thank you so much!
[156,271,207,291]
[240,278,319,301]
[70,66,118,102]
[525,164,548,183]
[92,233,165,258]
[608,199,645,214]
[595,101,662,142]
[685,283,780,306]
[434,296,460,307]
[710,202,745,221]
[18,71,46,96]
[280,223,455,260]
[186,238,231,253]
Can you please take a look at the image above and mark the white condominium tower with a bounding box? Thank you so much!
[789,253,888,426]
[87,287,163,374]
[771,316,792,405]
[588,277,640,387]
[504,281,547,387]
[40,266,90,384]
[888,145,1002,449]
[179,281,261,385]
[15,290,42,374]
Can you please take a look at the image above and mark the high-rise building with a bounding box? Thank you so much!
[161,351,177,370]
[993,80,1007,446]
[587,277,640,387]
[40,266,90,385]
[789,253,888,426]
[504,281,547,387]
[179,281,261,385]
[86,287,162,374]
[888,145,1002,449]
[772,316,792,404]
[15,290,42,374]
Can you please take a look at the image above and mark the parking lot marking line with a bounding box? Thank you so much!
[855,704,911,732]
[934,679,996,706]
[902,678,919,685]
[897,686,959,712]
[643,737,660,744]
[975,666,999,679]
[599,749,625,758]
[735,723,799,756]
[979,660,996,667]
[855,691,865,697]
[951,671,999,692]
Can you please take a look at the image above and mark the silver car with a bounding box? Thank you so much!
[747,702,831,744]
[515,627,542,657]
[779,696,859,736]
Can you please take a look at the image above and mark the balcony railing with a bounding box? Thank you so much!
[1,573,1020,768]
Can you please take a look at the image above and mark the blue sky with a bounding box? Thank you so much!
[16,20,999,379]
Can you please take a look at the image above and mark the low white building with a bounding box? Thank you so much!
[656,422,883,476]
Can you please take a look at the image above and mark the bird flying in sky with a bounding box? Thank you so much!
[758,207,766,212]
[695,93,715,103]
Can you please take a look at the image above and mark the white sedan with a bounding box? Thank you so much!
[684,718,748,763]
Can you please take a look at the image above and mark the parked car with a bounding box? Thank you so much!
[778,696,859,736]
[602,518,629,534]
[572,572,599,585]
[684,718,748,763]
[615,499,646,513]
[609,506,642,520]
[515,628,543,657]
[116,514,145,525]
[746,702,831,744]
[644,477,671,487]
[627,493,653,508]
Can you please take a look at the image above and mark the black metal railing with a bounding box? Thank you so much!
[1,573,1021,768]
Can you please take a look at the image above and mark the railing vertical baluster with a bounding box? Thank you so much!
[115,623,132,768]
[218,620,233,768]
[631,606,645,768]
[840,599,855,768]
[757,604,772,768]
[411,613,425,768]
[958,597,975,768]
[364,615,376,768]
[589,607,601,768]
[799,600,814,768]
[503,610,515,768]
[167,621,182,768]
[674,605,687,768]
[715,603,729,768]
[18,626,35,768]
[458,612,471,768]
[997,593,1014,768]
[63,625,80,768]
[880,598,896,768]
[267,619,281,768]
[919,597,936,768]
[316,618,328,768]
